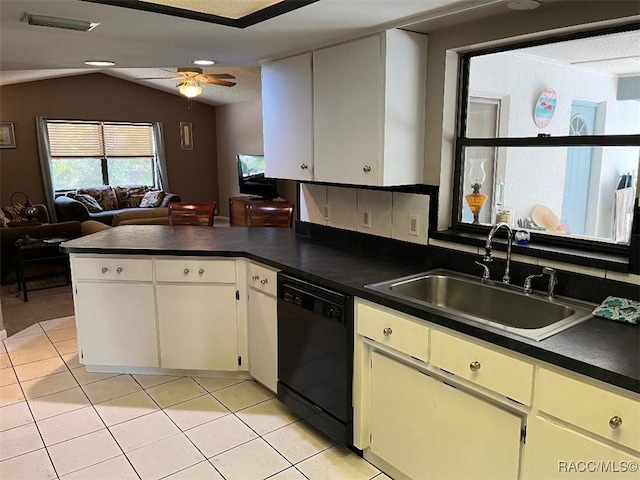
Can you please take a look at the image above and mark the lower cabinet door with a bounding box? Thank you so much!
[433,381,523,480]
[156,284,238,371]
[248,288,277,392]
[370,351,436,479]
[76,282,158,368]
[523,416,640,480]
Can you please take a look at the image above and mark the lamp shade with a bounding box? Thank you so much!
[179,83,203,98]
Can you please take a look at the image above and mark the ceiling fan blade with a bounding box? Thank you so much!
[136,76,182,81]
[207,78,237,87]
[199,73,236,83]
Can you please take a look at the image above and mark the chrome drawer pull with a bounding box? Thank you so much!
[116,267,123,274]
[363,165,372,173]
[609,416,622,429]
[383,327,393,337]
[101,267,109,273]
[469,361,481,372]
[252,274,260,281]
[260,278,268,285]
[199,269,205,275]
[184,268,190,274]
[300,163,309,170]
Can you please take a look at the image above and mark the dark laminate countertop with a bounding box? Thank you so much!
[62,225,640,394]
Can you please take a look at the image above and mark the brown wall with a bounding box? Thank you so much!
[0,73,218,208]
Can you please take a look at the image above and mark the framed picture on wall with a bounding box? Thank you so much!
[180,122,193,150]
[0,122,16,148]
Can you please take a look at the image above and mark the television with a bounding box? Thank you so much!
[236,154,279,200]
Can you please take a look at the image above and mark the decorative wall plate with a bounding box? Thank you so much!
[534,88,556,128]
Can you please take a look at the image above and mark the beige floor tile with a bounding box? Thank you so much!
[0,342,5,354]
[373,473,393,479]
[164,460,225,479]
[21,370,78,399]
[0,422,44,461]
[0,401,34,432]
[164,394,230,431]
[192,376,246,392]
[0,353,12,369]
[60,454,139,480]
[0,366,18,387]
[8,342,59,366]
[61,352,81,369]
[37,405,105,446]
[28,386,91,421]
[133,373,181,389]
[270,467,309,480]
[53,338,78,355]
[4,332,51,352]
[71,366,119,386]
[0,448,57,480]
[40,315,75,332]
[211,437,290,480]
[264,420,335,464]
[212,380,274,412]
[14,355,67,382]
[47,429,123,477]
[185,413,257,458]
[146,377,208,408]
[296,445,380,480]
[126,433,206,479]
[82,375,141,404]
[236,398,299,435]
[109,410,180,453]
[0,382,25,407]
[94,390,159,427]
[6,323,45,339]
[45,325,77,343]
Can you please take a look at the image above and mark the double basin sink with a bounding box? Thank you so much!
[366,269,594,341]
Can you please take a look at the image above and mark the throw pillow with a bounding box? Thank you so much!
[73,193,103,213]
[77,186,118,211]
[1,203,29,223]
[0,210,9,228]
[140,190,166,208]
[115,185,150,208]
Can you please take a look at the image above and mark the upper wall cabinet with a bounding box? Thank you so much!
[262,30,428,186]
[263,52,314,181]
[313,30,427,186]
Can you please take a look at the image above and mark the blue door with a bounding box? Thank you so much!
[562,102,597,235]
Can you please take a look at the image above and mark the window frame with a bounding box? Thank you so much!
[452,22,640,258]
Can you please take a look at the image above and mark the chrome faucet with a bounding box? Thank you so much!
[484,222,513,284]
[524,267,557,299]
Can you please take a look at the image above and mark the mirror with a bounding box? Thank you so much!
[460,28,640,244]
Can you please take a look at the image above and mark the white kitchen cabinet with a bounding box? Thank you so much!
[247,262,279,392]
[432,381,523,480]
[313,30,427,186]
[156,284,238,371]
[370,351,435,479]
[262,52,313,181]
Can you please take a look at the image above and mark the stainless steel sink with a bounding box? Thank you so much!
[366,269,594,341]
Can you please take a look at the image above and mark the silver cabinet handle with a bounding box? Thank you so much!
[383,327,393,337]
[609,416,623,429]
[469,361,481,372]
[199,268,205,275]
[300,164,308,170]
[252,274,260,281]
[116,267,123,274]
[184,268,190,274]
[260,278,268,285]
[101,267,109,273]
[363,165,372,173]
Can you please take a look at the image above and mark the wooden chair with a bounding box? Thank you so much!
[168,202,216,226]
[246,202,294,228]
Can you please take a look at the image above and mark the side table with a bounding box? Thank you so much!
[13,237,70,302]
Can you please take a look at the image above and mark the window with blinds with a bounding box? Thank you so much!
[47,121,156,191]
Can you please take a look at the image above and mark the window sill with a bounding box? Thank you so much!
[430,229,631,273]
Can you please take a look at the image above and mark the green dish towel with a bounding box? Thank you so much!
[592,296,640,325]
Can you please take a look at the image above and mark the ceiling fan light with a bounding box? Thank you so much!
[179,83,203,98]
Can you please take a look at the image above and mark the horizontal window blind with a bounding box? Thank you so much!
[103,123,154,157]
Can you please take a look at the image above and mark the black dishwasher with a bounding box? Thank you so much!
[277,273,353,446]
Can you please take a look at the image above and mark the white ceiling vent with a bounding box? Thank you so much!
[20,13,100,32]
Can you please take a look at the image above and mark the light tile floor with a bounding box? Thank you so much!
[0,316,386,480]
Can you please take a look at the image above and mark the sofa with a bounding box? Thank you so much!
[0,204,82,284]
[54,185,181,225]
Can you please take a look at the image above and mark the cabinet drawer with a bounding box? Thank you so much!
[72,257,153,282]
[247,262,278,296]
[537,368,640,452]
[356,301,429,362]
[431,330,533,405]
[155,259,236,283]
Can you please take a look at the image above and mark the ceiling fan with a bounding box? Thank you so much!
[138,67,236,98]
